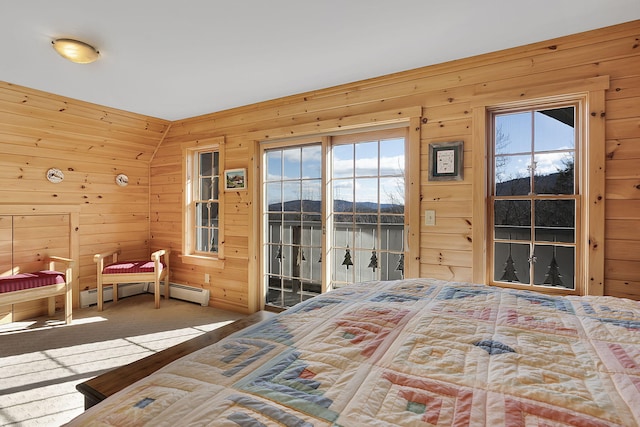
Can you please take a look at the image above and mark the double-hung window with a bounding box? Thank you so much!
[489,103,580,290]
[183,137,225,263]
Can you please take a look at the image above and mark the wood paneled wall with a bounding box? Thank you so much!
[2,21,639,318]
[0,83,170,311]
[153,20,640,312]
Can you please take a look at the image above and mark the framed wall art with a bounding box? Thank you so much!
[224,168,247,191]
[428,141,464,181]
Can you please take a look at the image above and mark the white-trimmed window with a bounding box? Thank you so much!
[183,137,225,264]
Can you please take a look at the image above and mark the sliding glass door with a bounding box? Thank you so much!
[330,131,406,289]
[264,144,323,307]
[262,128,406,309]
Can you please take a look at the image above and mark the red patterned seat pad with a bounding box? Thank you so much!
[103,261,165,274]
[0,271,66,294]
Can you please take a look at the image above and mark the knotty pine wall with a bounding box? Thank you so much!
[152,19,640,313]
[0,82,170,317]
[1,20,639,319]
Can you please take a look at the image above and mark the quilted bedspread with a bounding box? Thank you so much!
[66,279,640,426]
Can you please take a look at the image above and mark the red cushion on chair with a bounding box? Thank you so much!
[103,261,164,274]
[0,271,66,294]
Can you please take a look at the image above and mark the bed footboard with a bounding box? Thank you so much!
[76,310,275,409]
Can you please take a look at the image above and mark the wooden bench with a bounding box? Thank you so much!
[0,256,74,325]
[76,310,276,409]
[94,249,170,311]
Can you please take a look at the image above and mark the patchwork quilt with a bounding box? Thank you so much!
[66,279,640,426]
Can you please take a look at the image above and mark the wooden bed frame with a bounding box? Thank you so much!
[0,256,74,325]
[76,310,275,409]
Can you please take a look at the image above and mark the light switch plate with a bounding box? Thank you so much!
[425,210,436,226]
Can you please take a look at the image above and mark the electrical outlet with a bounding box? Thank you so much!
[425,210,436,226]
[204,273,210,284]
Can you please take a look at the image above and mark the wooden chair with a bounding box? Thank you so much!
[94,249,170,311]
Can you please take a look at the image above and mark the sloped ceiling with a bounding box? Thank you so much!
[2,0,640,121]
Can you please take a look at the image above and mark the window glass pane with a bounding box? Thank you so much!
[269,245,282,274]
[355,141,378,177]
[534,245,574,289]
[333,223,353,248]
[333,179,353,212]
[283,181,301,211]
[302,179,321,210]
[494,242,530,284]
[494,200,531,240]
[266,151,282,181]
[381,252,405,280]
[210,228,218,252]
[495,112,532,155]
[333,144,353,178]
[283,148,301,180]
[300,280,321,297]
[200,177,212,200]
[355,178,378,212]
[301,247,320,281]
[302,145,321,179]
[278,244,291,275]
[380,138,405,176]
[266,182,282,212]
[266,275,282,305]
[283,279,295,295]
[210,203,219,227]
[199,152,212,176]
[356,249,377,282]
[267,222,281,245]
[495,155,531,196]
[212,152,219,176]
[380,177,404,213]
[380,223,404,251]
[282,214,300,245]
[196,227,209,252]
[212,177,219,200]
[534,152,574,195]
[354,222,376,250]
[301,292,316,303]
[333,249,350,284]
[534,107,574,152]
[534,200,575,243]
[197,202,209,226]
[301,215,321,246]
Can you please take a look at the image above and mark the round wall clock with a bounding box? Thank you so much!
[115,173,129,187]
[46,168,64,183]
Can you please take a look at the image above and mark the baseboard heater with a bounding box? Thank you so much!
[80,283,210,308]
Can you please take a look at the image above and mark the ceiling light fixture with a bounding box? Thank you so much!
[51,38,99,64]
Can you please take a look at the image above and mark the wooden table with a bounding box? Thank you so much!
[76,310,276,409]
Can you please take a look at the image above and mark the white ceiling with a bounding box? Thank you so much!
[2,1,640,121]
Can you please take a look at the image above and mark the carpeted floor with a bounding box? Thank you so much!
[0,294,245,426]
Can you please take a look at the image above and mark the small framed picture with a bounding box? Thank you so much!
[428,141,464,181]
[224,168,247,191]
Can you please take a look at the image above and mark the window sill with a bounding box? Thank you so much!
[180,254,225,269]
